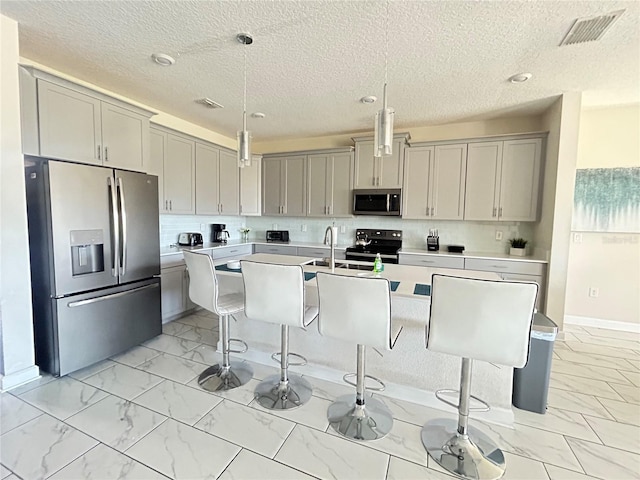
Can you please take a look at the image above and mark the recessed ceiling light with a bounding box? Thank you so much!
[251,112,266,119]
[360,95,377,104]
[151,53,175,66]
[509,73,532,84]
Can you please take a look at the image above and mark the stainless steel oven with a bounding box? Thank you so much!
[345,229,402,265]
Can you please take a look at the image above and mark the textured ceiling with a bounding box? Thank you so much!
[2,0,639,141]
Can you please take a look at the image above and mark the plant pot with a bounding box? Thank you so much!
[510,247,527,257]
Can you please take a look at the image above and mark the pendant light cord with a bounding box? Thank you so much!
[384,0,389,86]
[243,39,247,131]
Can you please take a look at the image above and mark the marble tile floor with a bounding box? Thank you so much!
[1,314,639,480]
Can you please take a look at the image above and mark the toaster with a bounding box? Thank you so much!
[266,230,290,243]
[178,232,203,246]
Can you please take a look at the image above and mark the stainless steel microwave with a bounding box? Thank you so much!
[353,189,401,216]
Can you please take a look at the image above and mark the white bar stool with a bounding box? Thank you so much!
[241,261,318,410]
[422,274,538,480]
[183,251,253,392]
[316,272,402,441]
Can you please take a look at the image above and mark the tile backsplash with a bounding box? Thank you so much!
[159,215,246,246]
[160,214,533,253]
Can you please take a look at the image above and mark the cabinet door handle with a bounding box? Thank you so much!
[97,145,101,160]
[330,205,333,215]
[492,207,497,217]
[169,200,172,211]
[499,207,502,217]
[164,200,168,210]
[220,203,223,213]
[431,207,434,216]
[104,146,108,162]
[491,265,507,269]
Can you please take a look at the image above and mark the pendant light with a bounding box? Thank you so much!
[373,0,394,158]
[237,33,253,168]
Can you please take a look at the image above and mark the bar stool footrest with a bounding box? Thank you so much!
[343,373,385,391]
[435,389,491,412]
[228,338,249,354]
[271,352,307,367]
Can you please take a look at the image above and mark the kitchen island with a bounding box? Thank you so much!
[216,254,516,425]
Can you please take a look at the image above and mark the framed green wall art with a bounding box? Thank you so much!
[572,167,640,233]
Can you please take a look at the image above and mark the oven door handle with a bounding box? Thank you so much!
[346,252,398,260]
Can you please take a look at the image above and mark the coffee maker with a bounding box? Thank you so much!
[211,223,230,243]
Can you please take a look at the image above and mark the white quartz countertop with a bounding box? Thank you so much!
[217,253,500,299]
[160,239,349,257]
[399,247,548,264]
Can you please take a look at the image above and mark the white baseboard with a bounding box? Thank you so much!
[239,349,515,428]
[0,365,40,392]
[564,315,640,333]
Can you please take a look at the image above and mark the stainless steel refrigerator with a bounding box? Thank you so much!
[25,157,162,376]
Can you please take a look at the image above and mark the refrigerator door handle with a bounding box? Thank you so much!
[67,283,159,308]
[117,176,127,276]
[107,176,120,277]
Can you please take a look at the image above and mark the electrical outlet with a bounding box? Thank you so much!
[272,224,278,230]
[200,224,206,232]
[574,233,583,243]
[589,287,599,298]
[495,231,503,241]
[340,225,346,233]
[301,224,307,232]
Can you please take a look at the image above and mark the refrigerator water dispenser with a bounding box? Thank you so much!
[70,229,104,275]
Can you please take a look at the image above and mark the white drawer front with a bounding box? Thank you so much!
[465,258,545,275]
[399,254,465,269]
[254,244,298,255]
[211,244,253,260]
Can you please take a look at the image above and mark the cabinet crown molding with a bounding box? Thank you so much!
[20,65,157,118]
[351,132,411,144]
[150,122,236,155]
[409,132,548,148]
[262,147,354,158]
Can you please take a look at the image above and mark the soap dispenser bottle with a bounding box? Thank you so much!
[373,253,383,275]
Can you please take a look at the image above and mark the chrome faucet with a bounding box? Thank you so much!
[324,226,335,273]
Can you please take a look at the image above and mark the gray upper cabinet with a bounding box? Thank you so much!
[148,128,166,212]
[164,133,196,214]
[100,102,149,171]
[240,155,262,216]
[465,138,542,221]
[262,157,284,216]
[499,139,542,221]
[195,143,220,215]
[353,136,408,189]
[38,81,102,166]
[32,74,152,171]
[218,149,240,215]
[307,151,353,217]
[262,155,306,216]
[403,144,467,220]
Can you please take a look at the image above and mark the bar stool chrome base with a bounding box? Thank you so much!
[421,418,505,480]
[254,374,312,410]
[197,361,253,392]
[328,394,393,441]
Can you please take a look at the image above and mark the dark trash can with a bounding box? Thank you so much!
[512,312,558,414]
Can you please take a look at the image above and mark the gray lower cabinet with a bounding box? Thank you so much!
[160,265,188,321]
[399,254,464,269]
[210,244,253,261]
[464,258,546,310]
[254,244,299,255]
[297,246,346,259]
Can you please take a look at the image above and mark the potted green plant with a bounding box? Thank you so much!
[509,238,528,256]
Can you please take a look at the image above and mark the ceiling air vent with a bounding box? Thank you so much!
[560,10,625,46]
[195,97,224,109]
